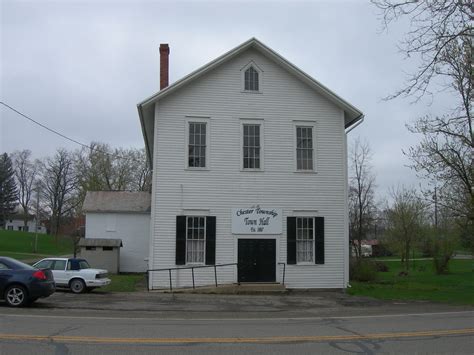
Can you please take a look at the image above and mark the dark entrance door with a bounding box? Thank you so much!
[238,239,276,283]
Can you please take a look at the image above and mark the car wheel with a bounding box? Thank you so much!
[5,285,28,307]
[70,279,86,294]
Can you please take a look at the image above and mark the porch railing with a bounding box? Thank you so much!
[147,262,287,291]
[146,263,238,292]
[278,262,286,285]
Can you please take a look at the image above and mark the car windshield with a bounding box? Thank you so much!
[79,260,90,269]
[4,258,35,270]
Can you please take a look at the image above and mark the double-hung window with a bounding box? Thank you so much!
[243,123,261,169]
[296,126,314,171]
[188,122,207,168]
[296,217,314,263]
[186,216,206,264]
[244,66,259,91]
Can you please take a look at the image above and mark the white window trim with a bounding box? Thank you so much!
[185,216,206,265]
[290,210,319,216]
[181,209,210,216]
[185,117,211,170]
[240,61,264,94]
[296,216,315,265]
[293,120,317,173]
[106,213,117,232]
[240,118,264,172]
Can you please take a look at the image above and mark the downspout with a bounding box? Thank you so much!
[343,113,364,289]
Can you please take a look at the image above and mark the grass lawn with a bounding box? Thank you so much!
[0,230,73,261]
[348,259,474,305]
[99,274,146,292]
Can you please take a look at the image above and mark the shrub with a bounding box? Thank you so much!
[433,255,451,274]
[375,261,389,272]
[350,259,377,282]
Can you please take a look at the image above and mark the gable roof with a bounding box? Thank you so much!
[7,213,36,221]
[83,191,151,214]
[137,38,364,166]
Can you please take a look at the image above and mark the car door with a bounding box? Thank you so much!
[65,260,81,283]
[0,261,11,296]
[51,260,68,285]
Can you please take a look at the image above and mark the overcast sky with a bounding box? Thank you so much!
[0,0,456,199]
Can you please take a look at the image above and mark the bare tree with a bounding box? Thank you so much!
[349,139,377,258]
[373,0,473,249]
[12,150,40,228]
[372,0,472,101]
[75,143,152,210]
[386,186,427,269]
[75,142,114,210]
[40,149,78,237]
[130,148,152,192]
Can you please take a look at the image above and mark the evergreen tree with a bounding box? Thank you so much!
[0,153,18,228]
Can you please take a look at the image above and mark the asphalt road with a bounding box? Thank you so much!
[0,292,473,354]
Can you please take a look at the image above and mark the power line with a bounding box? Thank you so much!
[1,101,91,149]
[0,101,147,164]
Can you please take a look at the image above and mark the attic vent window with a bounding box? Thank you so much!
[244,66,259,91]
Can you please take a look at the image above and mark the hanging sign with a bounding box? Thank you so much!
[232,207,282,234]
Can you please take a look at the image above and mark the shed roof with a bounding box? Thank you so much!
[82,191,151,213]
[78,238,123,247]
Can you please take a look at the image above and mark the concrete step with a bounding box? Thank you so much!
[157,283,287,295]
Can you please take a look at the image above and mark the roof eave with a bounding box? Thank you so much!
[345,114,365,132]
[137,104,153,169]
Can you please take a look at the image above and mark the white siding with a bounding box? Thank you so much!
[85,212,150,272]
[150,48,348,289]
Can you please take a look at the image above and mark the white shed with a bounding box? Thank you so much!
[83,191,151,273]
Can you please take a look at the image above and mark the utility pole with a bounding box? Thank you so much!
[34,186,40,253]
[434,186,438,229]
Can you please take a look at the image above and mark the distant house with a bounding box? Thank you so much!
[5,214,47,234]
[82,191,151,272]
[351,239,381,257]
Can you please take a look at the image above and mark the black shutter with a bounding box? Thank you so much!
[176,216,186,265]
[287,217,297,264]
[315,217,325,264]
[205,216,216,265]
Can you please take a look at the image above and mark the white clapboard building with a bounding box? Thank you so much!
[138,38,363,289]
[83,191,151,273]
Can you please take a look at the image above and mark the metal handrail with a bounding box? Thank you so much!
[278,262,286,285]
[146,263,238,292]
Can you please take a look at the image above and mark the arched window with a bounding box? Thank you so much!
[244,66,259,91]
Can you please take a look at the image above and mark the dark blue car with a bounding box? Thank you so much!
[0,257,55,307]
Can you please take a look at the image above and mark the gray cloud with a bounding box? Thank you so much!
[1,0,456,199]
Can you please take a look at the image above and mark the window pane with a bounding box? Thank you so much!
[188,123,206,168]
[296,126,313,170]
[186,216,206,263]
[53,260,66,270]
[243,124,261,169]
[245,67,259,91]
[296,217,314,262]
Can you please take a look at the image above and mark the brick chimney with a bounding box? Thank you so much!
[159,43,170,90]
